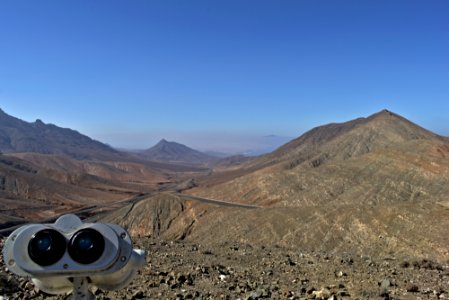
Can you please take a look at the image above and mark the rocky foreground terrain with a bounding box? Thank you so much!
[1,237,449,300]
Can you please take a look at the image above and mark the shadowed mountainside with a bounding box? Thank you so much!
[0,108,122,160]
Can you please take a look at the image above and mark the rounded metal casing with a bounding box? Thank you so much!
[2,214,145,294]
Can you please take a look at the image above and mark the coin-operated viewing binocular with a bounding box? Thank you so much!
[2,214,146,300]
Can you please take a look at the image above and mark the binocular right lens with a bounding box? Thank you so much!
[28,229,66,266]
[68,228,105,264]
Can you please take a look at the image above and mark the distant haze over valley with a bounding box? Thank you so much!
[98,132,294,156]
[0,107,291,156]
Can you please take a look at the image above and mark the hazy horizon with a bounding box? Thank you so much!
[2,107,448,156]
[106,132,294,154]
[1,1,448,150]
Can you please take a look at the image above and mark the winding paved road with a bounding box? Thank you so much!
[174,193,260,209]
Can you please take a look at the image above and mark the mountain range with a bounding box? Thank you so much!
[0,109,123,160]
[1,108,448,262]
[0,108,237,166]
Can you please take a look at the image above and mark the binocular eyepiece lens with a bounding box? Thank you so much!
[27,227,106,266]
[68,228,105,264]
[28,229,66,266]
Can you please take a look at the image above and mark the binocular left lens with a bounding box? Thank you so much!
[28,229,66,266]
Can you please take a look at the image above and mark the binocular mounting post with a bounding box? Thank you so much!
[72,277,95,300]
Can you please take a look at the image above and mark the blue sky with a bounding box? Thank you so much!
[1,0,448,151]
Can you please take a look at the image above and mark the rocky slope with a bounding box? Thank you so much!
[96,192,449,261]
[1,237,449,299]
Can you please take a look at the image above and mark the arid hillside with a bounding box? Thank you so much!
[192,110,449,208]
[0,108,215,226]
[0,152,209,226]
[0,153,157,225]
[104,110,449,261]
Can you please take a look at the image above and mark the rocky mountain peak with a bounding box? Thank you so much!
[366,109,405,122]
[152,139,186,151]
[33,119,46,128]
[362,109,438,140]
[372,108,394,117]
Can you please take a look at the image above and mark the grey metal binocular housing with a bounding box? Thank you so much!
[2,214,145,299]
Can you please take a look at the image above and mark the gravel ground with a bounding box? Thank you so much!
[1,237,449,299]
